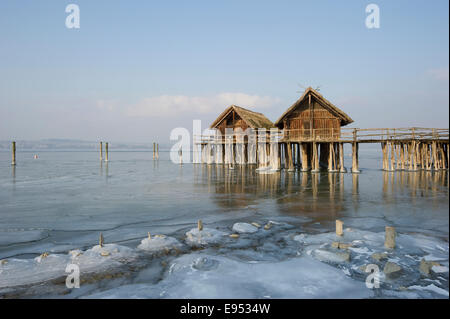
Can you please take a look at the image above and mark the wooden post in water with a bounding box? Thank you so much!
[105,143,109,162]
[99,141,103,161]
[11,141,16,166]
[439,143,446,170]
[419,143,424,170]
[301,143,309,171]
[351,142,360,173]
[432,141,437,171]
[351,129,360,173]
[153,142,156,159]
[400,143,405,170]
[99,233,104,247]
[425,143,430,170]
[328,143,333,172]
[384,226,396,249]
[156,143,159,160]
[287,142,294,171]
[312,142,319,172]
[381,142,386,170]
[408,141,414,171]
[339,143,345,173]
[390,141,395,171]
[336,219,344,236]
[328,143,337,172]
[412,141,418,171]
[278,143,282,169]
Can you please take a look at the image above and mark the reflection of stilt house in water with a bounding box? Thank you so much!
[195,87,449,172]
[275,87,353,172]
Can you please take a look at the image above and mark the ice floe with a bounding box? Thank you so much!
[185,228,228,247]
[137,235,182,253]
[84,253,374,299]
[232,223,258,234]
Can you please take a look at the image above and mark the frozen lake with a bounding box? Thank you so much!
[0,146,448,298]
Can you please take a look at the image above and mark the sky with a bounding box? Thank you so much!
[0,0,448,143]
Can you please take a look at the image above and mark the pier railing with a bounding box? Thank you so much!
[195,127,449,144]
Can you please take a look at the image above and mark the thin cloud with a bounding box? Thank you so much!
[427,67,449,81]
[125,93,281,117]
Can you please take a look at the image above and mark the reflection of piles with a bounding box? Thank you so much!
[381,171,448,201]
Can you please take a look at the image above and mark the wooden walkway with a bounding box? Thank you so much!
[194,127,449,173]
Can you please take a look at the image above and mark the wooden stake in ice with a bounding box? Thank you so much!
[12,141,16,166]
[99,233,104,247]
[197,219,203,231]
[148,232,151,240]
[384,226,396,249]
[336,219,344,236]
[100,141,103,161]
[105,143,109,162]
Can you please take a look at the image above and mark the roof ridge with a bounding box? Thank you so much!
[274,88,353,126]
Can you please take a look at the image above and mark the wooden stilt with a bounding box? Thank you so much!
[400,143,405,170]
[283,143,289,170]
[352,142,360,173]
[301,143,309,171]
[99,141,103,161]
[420,143,425,170]
[381,142,386,170]
[105,142,109,162]
[328,143,333,171]
[339,143,345,173]
[432,141,438,171]
[278,143,281,169]
[408,142,414,171]
[390,141,395,171]
[287,142,294,171]
[328,143,337,172]
[312,142,319,172]
[153,142,156,159]
[439,143,446,170]
[11,141,16,166]
[395,143,401,170]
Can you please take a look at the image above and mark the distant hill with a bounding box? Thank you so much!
[0,139,170,151]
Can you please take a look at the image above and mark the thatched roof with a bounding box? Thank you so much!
[210,105,274,129]
[274,87,353,127]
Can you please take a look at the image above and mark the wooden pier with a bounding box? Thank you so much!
[194,127,449,172]
[194,88,448,172]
